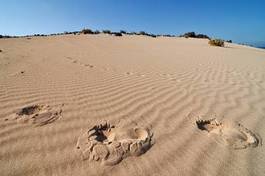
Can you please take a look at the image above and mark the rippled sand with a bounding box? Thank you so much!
[0,34,265,176]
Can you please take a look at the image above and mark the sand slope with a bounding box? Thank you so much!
[0,34,265,176]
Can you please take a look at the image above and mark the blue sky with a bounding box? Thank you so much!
[1,0,265,46]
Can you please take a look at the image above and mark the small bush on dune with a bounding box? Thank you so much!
[120,30,127,34]
[149,34,157,38]
[139,31,148,35]
[138,31,158,38]
[81,28,93,34]
[0,35,14,39]
[128,32,137,35]
[208,39,224,47]
[226,40,232,43]
[196,34,210,39]
[163,34,175,37]
[113,32,122,37]
[181,32,196,38]
[102,30,111,34]
[180,32,209,39]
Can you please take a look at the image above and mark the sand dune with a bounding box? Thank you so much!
[0,34,265,176]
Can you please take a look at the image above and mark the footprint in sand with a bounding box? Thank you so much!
[76,121,154,165]
[196,118,262,150]
[84,64,94,68]
[8,104,63,126]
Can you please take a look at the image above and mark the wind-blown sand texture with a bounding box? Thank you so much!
[0,34,265,176]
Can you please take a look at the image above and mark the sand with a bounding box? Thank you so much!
[0,34,265,176]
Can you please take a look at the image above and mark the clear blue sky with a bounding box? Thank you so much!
[1,0,265,46]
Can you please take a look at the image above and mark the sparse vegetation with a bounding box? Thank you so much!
[113,32,122,37]
[139,31,148,35]
[102,30,111,34]
[196,34,210,39]
[81,28,94,34]
[181,32,196,38]
[128,32,138,35]
[162,34,175,37]
[0,35,12,39]
[120,30,127,34]
[226,40,232,43]
[136,31,158,38]
[208,39,225,47]
[180,32,209,39]
[149,34,156,38]
[0,28,223,45]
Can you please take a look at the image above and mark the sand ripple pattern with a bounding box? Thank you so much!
[1,36,265,176]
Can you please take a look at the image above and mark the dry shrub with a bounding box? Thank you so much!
[209,39,224,47]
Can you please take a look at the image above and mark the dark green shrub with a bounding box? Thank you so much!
[181,32,196,38]
[102,30,111,34]
[180,32,209,39]
[196,34,210,39]
[128,32,137,35]
[120,30,127,34]
[149,34,156,38]
[139,31,147,35]
[227,40,232,43]
[113,32,122,36]
[208,39,225,47]
[163,34,175,37]
[81,28,93,34]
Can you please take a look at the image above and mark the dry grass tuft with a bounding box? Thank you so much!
[209,39,225,47]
